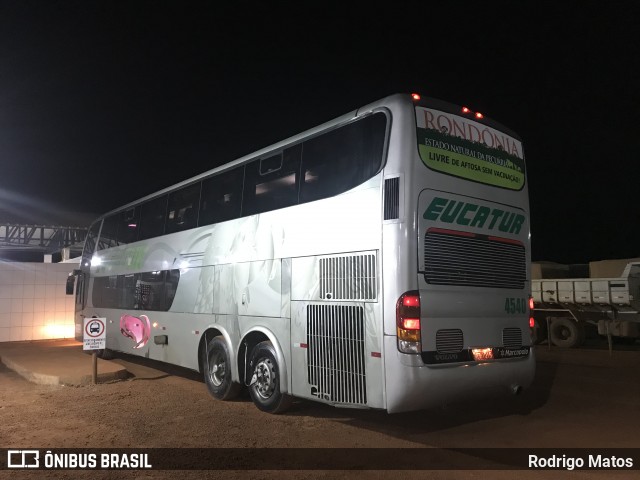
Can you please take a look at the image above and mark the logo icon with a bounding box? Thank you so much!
[7,450,40,468]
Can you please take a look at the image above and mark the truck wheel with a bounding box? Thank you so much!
[550,318,584,348]
[203,336,241,400]
[247,341,292,414]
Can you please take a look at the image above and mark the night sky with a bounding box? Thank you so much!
[1,1,639,264]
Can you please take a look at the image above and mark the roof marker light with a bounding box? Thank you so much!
[411,93,421,101]
[475,112,484,119]
[462,106,470,114]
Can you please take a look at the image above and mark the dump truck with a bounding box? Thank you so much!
[531,262,640,348]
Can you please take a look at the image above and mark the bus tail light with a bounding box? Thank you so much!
[396,291,421,354]
[529,296,535,329]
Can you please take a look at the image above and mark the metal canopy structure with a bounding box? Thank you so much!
[0,223,87,254]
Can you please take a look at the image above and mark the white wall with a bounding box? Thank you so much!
[0,261,78,342]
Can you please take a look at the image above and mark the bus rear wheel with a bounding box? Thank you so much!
[248,341,292,414]
[203,336,241,400]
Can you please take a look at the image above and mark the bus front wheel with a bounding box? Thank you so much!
[248,341,292,414]
[203,336,241,401]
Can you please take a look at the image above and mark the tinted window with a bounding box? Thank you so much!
[82,221,101,266]
[300,112,387,203]
[139,195,168,240]
[117,207,140,244]
[135,271,166,310]
[166,183,201,233]
[92,269,180,311]
[199,168,244,225]
[243,145,301,216]
[94,208,141,251]
[92,275,119,308]
[98,215,118,251]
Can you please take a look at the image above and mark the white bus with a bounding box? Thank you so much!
[68,93,534,414]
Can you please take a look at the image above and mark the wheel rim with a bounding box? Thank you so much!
[253,358,276,400]
[556,326,571,340]
[209,351,226,387]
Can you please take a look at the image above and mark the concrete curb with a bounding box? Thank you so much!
[0,340,130,386]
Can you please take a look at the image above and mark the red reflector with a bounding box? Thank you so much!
[411,93,421,101]
[487,235,523,246]
[529,317,535,328]
[429,227,476,238]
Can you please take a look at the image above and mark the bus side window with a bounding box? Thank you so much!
[135,271,166,310]
[166,183,201,234]
[164,269,180,310]
[139,195,168,240]
[242,145,301,216]
[300,113,387,204]
[117,207,140,245]
[98,215,118,251]
[199,167,243,226]
[121,274,136,309]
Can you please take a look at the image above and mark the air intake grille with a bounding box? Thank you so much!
[424,229,526,289]
[503,327,523,348]
[307,305,366,405]
[384,177,400,220]
[319,254,376,300]
[436,329,464,353]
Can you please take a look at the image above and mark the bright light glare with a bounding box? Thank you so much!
[91,255,102,266]
[42,324,75,339]
[472,348,494,361]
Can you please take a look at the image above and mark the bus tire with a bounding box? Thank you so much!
[248,341,292,414]
[203,336,241,401]
[549,318,584,348]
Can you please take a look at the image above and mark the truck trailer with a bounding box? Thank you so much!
[531,262,640,348]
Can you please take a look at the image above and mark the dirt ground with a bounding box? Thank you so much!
[1,341,639,480]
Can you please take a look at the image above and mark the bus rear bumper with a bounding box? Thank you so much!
[383,336,536,413]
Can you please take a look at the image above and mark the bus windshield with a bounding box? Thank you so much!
[415,106,525,190]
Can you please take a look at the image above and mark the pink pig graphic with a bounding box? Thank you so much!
[120,314,151,349]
